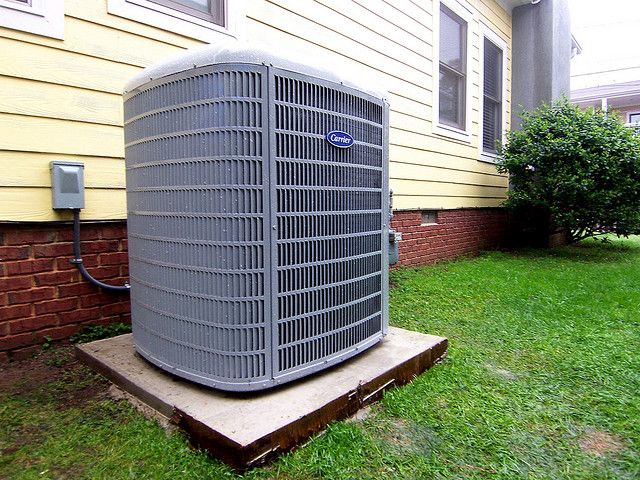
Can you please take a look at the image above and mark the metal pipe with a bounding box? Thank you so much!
[71,209,130,293]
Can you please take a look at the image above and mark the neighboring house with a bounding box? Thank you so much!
[571,80,640,130]
[569,2,640,129]
[0,0,570,359]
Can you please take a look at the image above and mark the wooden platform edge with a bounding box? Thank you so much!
[75,334,448,471]
[172,336,448,470]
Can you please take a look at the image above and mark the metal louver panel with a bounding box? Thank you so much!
[124,55,389,392]
[125,65,272,390]
[271,71,387,381]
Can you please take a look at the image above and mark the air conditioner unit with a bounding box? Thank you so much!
[123,42,389,391]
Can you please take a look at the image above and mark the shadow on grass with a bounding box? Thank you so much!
[507,235,640,264]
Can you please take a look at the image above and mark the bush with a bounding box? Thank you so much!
[70,322,131,343]
[497,99,640,242]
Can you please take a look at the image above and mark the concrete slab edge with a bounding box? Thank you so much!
[75,335,448,471]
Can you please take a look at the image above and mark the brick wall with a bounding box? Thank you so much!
[391,208,508,266]
[0,208,507,361]
[0,222,130,361]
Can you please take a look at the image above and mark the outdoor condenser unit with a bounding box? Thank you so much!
[123,42,389,391]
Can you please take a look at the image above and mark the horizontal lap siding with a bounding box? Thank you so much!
[0,0,204,222]
[0,0,512,221]
[246,0,512,211]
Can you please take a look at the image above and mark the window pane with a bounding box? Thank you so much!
[147,0,224,26]
[440,6,466,72]
[482,38,503,153]
[484,39,502,100]
[439,67,465,129]
[629,113,640,124]
[483,98,501,152]
[174,0,209,13]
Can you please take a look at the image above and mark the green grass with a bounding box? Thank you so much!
[1,237,639,479]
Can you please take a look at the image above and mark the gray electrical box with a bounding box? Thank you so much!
[50,161,84,209]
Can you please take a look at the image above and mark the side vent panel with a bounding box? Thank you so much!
[125,66,272,389]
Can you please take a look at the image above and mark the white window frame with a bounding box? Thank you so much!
[432,0,473,143]
[628,112,640,124]
[107,0,243,43]
[0,0,64,40]
[478,23,508,163]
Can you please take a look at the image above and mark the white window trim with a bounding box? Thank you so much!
[627,112,640,123]
[478,23,508,164]
[0,0,64,40]
[432,0,474,143]
[107,0,245,43]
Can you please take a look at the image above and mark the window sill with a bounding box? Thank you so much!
[0,0,64,40]
[433,123,472,143]
[479,152,499,164]
[107,0,238,43]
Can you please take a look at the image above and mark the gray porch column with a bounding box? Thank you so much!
[511,0,571,129]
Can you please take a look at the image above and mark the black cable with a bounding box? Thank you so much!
[71,209,130,293]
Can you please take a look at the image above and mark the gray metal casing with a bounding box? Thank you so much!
[123,43,389,391]
[50,161,85,209]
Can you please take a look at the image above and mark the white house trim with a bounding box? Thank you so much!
[0,0,64,40]
[478,22,509,163]
[107,0,247,43]
[432,0,475,143]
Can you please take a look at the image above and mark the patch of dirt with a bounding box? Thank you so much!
[579,430,624,457]
[383,418,415,448]
[485,363,519,381]
[0,346,109,408]
[0,425,43,456]
[346,403,382,423]
[0,356,62,397]
[108,385,175,432]
[370,416,436,456]
[49,462,87,479]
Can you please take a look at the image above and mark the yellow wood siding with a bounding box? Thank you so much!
[0,0,512,221]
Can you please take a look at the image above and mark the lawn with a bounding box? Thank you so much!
[1,237,639,479]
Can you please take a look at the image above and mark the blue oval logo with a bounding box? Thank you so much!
[325,130,354,148]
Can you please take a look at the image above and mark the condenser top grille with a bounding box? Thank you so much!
[124,41,389,391]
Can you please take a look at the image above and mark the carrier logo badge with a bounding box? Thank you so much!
[325,130,354,148]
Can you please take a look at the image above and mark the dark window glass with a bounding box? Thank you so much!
[439,5,467,130]
[482,38,503,153]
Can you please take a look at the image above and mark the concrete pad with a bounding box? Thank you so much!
[76,327,447,470]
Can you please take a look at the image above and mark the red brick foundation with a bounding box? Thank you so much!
[0,222,130,361]
[391,208,508,266]
[0,208,507,361]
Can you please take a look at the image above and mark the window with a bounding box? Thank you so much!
[433,0,472,141]
[146,0,224,26]
[0,0,64,39]
[479,25,507,163]
[629,113,640,124]
[439,5,467,130]
[421,211,438,225]
[107,0,234,43]
[482,38,503,154]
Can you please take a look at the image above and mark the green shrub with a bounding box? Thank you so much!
[497,99,640,242]
[70,322,131,343]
